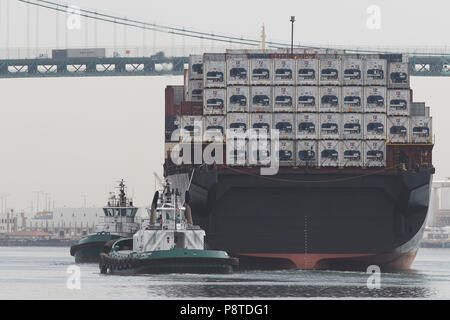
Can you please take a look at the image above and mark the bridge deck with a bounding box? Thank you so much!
[0,55,449,78]
[0,56,188,78]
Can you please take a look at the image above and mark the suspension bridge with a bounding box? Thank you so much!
[0,0,449,78]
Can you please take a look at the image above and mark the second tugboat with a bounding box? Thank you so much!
[70,180,140,263]
[99,180,238,274]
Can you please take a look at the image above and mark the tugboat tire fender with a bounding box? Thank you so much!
[100,265,108,274]
[99,255,108,274]
[105,256,112,270]
[111,258,117,270]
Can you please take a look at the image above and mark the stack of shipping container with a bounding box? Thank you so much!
[166,49,433,168]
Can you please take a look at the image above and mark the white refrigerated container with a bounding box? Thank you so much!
[319,86,341,112]
[204,88,226,115]
[273,59,295,85]
[387,89,410,116]
[188,80,203,102]
[203,115,226,141]
[203,53,226,88]
[247,139,272,166]
[226,54,249,85]
[227,86,249,113]
[319,113,340,140]
[388,62,410,89]
[227,113,249,135]
[296,86,318,112]
[342,57,363,85]
[388,116,410,143]
[319,140,341,167]
[410,116,433,144]
[342,113,363,140]
[181,115,203,137]
[296,113,318,140]
[364,58,387,86]
[365,87,387,113]
[364,113,386,140]
[273,86,295,112]
[273,113,295,139]
[250,113,272,138]
[364,140,386,167]
[296,140,318,167]
[250,86,272,113]
[319,57,341,86]
[297,58,318,85]
[274,140,296,167]
[342,86,363,113]
[226,139,248,167]
[189,55,203,80]
[340,140,364,167]
[250,56,272,85]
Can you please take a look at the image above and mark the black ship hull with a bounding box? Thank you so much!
[167,166,433,271]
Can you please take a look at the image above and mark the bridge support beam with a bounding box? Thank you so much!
[0,54,188,78]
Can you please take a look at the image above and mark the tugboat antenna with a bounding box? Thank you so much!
[116,179,127,207]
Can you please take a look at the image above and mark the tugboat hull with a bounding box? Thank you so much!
[70,232,121,263]
[100,249,239,275]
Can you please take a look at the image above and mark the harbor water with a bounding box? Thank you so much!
[0,247,450,299]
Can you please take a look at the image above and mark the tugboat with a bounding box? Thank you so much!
[70,180,140,263]
[99,180,238,274]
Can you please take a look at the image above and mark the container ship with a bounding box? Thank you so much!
[163,49,434,271]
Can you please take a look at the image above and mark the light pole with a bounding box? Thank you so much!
[290,16,296,55]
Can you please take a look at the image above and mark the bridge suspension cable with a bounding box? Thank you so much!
[17,0,264,48]
[15,0,450,56]
[17,0,399,53]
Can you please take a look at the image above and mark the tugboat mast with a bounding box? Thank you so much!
[118,179,127,207]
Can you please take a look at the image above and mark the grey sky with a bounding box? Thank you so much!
[0,0,448,211]
[1,0,450,50]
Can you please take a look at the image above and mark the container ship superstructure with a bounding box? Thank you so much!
[163,49,434,271]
